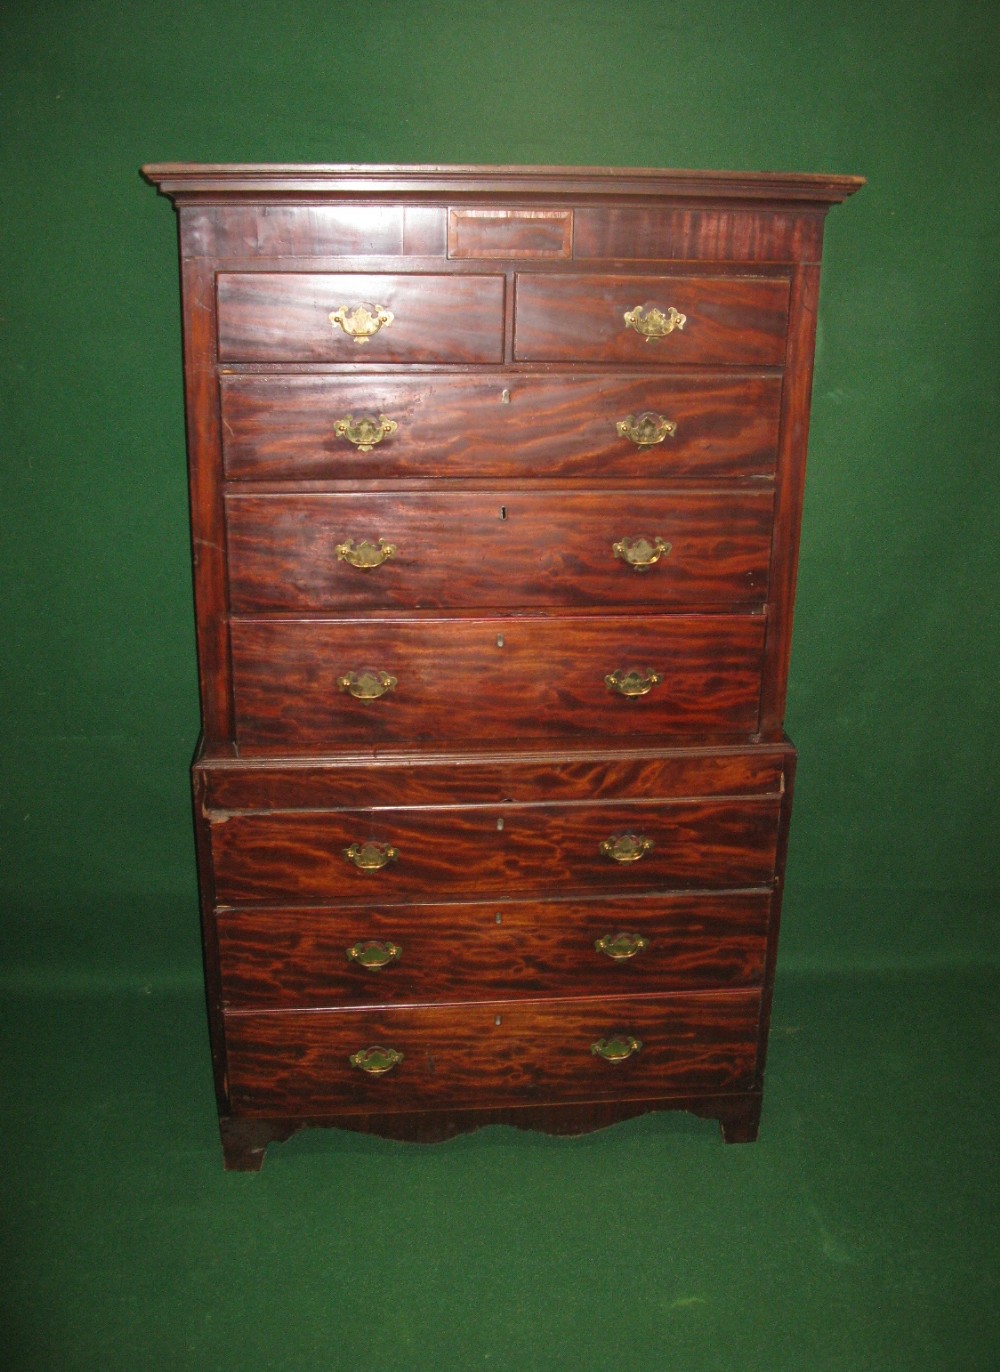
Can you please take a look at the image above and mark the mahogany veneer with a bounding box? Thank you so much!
[144,163,862,1170]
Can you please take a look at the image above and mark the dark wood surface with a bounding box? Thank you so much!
[229,613,767,751]
[208,794,783,904]
[513,273,790,365]
[216,890,772,1007]
[219,371,783,482]
[144,164,861,1163]
[225,489,774,612]
[223,990,762,1115]
[217,272,505,363]
[217,1092,764,1168]
[196,739,791,810]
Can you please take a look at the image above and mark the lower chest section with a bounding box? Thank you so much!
[198,742,793,1132]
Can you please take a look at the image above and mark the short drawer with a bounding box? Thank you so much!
[224,991,762,1115]
[229,613,766,751]
[219,372,782,481]
[216,891,772,1008]
[208,794,782,904]
[514,273,790,365]
[216,272,505,363]
[225,490,774,613]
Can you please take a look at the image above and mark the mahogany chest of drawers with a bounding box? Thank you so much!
[143,164,862,1170]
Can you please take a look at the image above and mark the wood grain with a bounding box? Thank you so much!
[223,991,762,1114]
[208,794,782,903]
[513,273,790,365]
[229,613,766,751]
[217,272,505,363]
[195,740,792,811]
[215,890,772,1008]
[225,489,774,613]
[219,371,783,481]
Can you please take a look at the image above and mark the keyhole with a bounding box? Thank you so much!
[496,633,504,648]
[501,388,511,404]
[496,817,504,831]
[495,912,502,925]
[499,505,507,520]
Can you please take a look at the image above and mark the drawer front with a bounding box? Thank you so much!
[217,272,505,363]
[230,613,766,750]
[216,891,772,1008]
[219,372,782,481]
[209,795,782,903]
[224,991,762,1114]
[225,490,774,613]
[514,273,790,365]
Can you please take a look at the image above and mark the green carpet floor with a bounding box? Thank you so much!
[3,969,997,1370]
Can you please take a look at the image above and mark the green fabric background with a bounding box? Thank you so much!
[2,2,997,1369]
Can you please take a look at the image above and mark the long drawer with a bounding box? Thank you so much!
[229,613,767,751]
[225,490,774,612]
[208,794,783,903]
[216,891,772,1008]
[513,273,790,364]
[217,272,505,363]
[224,991,763,1115]
[219,372,783,481]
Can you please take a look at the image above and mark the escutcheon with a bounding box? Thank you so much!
[594,932,650,960]
[623,304,686,341]
[344,841,400,872]
[329,304,394,344]
[615,413,678,447]
[333,415,399,451]
[605,668,663,698]
[599,833,654,864]
[346,940,403,969]
[337,669,398,701]
[612,535,672,571]
[336,537,398,569]
[349,1045,404,1075]
[591,1035,643,1063]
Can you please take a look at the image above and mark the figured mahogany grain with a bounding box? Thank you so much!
[448,208,573,259]
[216,890,772,1008]
[219,371,783,482]
[513,273,790,365]
[196,740,791,811]
[217,272,505,363]
[229,612,766,751]
[208,794,782,904]
[144,164,862,1162]
[223,991,762,1115]
[225,489,774,613]
[573,205,825,263]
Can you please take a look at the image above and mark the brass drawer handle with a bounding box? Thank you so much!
[605,668,663,698]
[615,413,678,447]
[600,833,654,864]
[334,414,399,451]
[336,537,398,570]
[623,305,686,341]
[612,536,672,571]
[329,304,394,344]
[349,1045,404,1075]
[337,669,398,701]
[346,939,403,970]
[591,1035,643,1063]
[344,841,399,871]
[595,932,650,960]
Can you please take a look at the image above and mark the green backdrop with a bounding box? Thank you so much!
[2,0,997,979]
